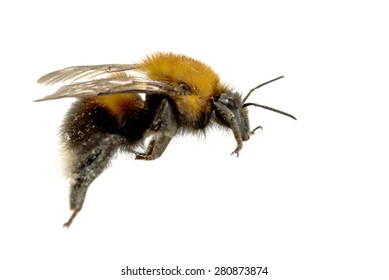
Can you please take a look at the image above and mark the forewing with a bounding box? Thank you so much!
[35,77,176,102]
[37,64,139,85]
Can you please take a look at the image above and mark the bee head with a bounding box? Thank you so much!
[216,91,251,141]
[215,76,296,145]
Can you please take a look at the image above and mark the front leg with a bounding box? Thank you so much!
[213,101,243,156]
[136,99,178,160]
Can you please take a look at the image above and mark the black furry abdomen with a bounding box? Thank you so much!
[61,99,149,152]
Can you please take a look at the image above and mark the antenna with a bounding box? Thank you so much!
[242,76,284,103]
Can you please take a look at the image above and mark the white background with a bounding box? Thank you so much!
[1,0,388,279]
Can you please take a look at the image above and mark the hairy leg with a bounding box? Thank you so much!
[213,101,244,156]
[135,99,178,160]
[63,135,120,227]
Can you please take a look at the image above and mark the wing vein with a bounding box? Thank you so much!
[37,64,139,85]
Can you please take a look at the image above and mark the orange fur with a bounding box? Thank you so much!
[139,52,225,97]
[90,94,144,118]
[87,72,144,118]
[139,52,227,121]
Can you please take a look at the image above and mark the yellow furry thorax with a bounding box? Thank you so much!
[139,52,225,98]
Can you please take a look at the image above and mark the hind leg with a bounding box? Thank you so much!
[60,100,123,227]
[63,135,120,227]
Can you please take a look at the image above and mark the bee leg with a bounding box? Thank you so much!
[63,135,120,227]
[136,99,178,160]
[213,101,243,156]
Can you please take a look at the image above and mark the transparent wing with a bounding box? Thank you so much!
[37,64,139,85]
[35,77,176,102]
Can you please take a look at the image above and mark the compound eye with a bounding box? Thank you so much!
[217,94,250,141]
[218,96,237,110]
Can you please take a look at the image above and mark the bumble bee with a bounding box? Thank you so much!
[36,52,296,227]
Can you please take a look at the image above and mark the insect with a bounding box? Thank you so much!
[36,52,296,227]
